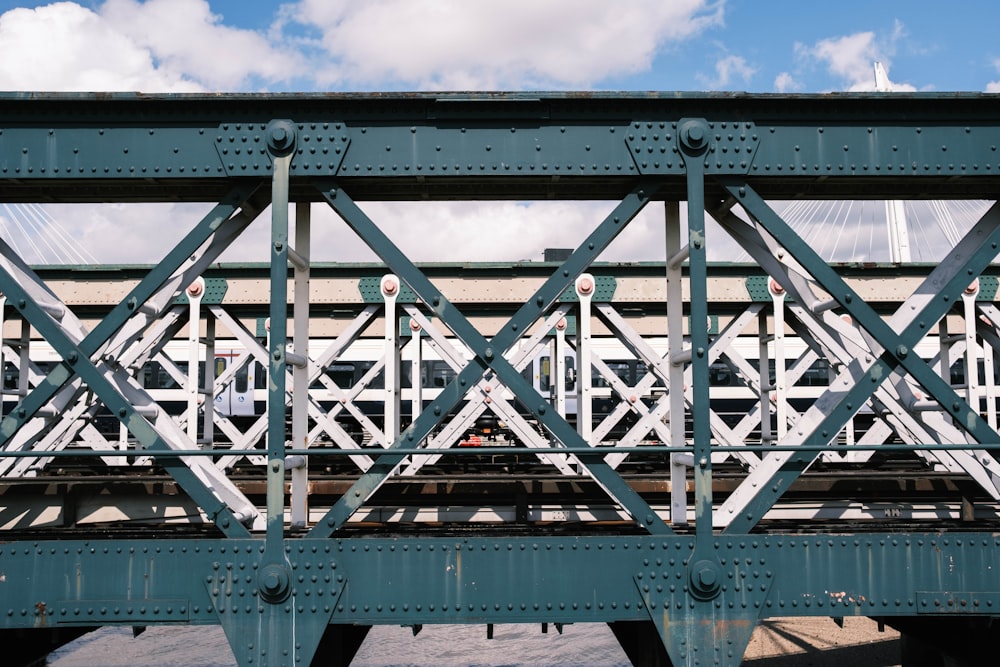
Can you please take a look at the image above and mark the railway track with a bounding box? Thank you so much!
[2,461,993,536]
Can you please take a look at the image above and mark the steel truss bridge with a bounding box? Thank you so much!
[2,92,1000,666]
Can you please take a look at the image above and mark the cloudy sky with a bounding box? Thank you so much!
[0,0,996,264]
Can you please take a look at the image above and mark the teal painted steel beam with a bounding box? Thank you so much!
[262,122,295,586]
[677,119,725,605]
[2,93,1000,202]
[1,534,999,654]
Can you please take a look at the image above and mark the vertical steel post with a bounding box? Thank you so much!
[576,274,594,444]
[382,274,401,446]
[758,309,773,445]
[678,119,714,563]
[202,314,216,445]
[770,281,788,440]
[290,203,311,527]
[263,120,295,580]
[665,201,688,525]
[554,319,566,419]
[201,317,215,447]
[963,280,980,412]
[410,318,423,439]
[649,118,761,667]
[186,277,205,444]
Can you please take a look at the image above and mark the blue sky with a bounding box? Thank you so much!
[0,0,998,93]
[0,0,996,264]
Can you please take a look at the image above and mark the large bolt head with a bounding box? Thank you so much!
[689,559,722,600]
[678,119,710,155]
[266,119,297,156]
[258,563,291,603]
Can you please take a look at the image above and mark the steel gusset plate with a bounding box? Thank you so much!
[625,119,759,175]
[206,547,345,667]
[309,179,673,536]
[713,178,1000,533]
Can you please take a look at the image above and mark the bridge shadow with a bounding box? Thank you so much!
[742,618,900,667]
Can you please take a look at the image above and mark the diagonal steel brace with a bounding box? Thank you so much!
[309,180,671,536]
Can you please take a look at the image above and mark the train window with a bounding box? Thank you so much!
[650,365,666,388]
[536,356,576,392]
[950,359,966,385]
[143,361,180,389]
[798,359,831,387]
[426,361,456,388]
[3,361,18,390]
[234,364,249,393]
[709,361,731,386]
[349,361,383,389]
[255,361,267,389]
[326,363,357,387]
[539,357,551,392]
[596,361,632,388]
[215,357,227,377]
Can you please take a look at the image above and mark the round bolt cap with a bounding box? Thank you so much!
[258,563,291,603]
[689,559,722,600]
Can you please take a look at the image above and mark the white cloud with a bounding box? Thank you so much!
[100,0,303,90]
[986,58,1000,92]
[0,2,200,91]
[794,20,917,92]
[807,31,880,90]
[43,199,679,266]
[0,1,301,92]
[697,54,755,90]
[286,0,724,89]
[354,201,631,263]
[0,1,725,266]
[773,71,799,93]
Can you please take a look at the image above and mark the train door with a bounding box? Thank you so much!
[213,350,255,418]
[533,352,577,415]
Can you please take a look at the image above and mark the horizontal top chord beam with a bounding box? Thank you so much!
[2,91,1000,202]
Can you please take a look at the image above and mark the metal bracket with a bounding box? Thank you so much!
[174,278,228,305]
[215,120,349,176]
[626,120,759,175]
[634,544,773,667]
[207,545,345,667]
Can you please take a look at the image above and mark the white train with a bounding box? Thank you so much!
[2,333,880,452]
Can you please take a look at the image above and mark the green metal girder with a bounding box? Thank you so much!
[173,277,228,304]
[557,275,616,302]
[2,534,999,628]
[357,276,419,303]
[744,275,774,302]
[4,92,1000,202]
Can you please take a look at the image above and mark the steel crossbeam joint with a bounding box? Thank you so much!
[717,180,1000,533]
[309,180,672,536]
